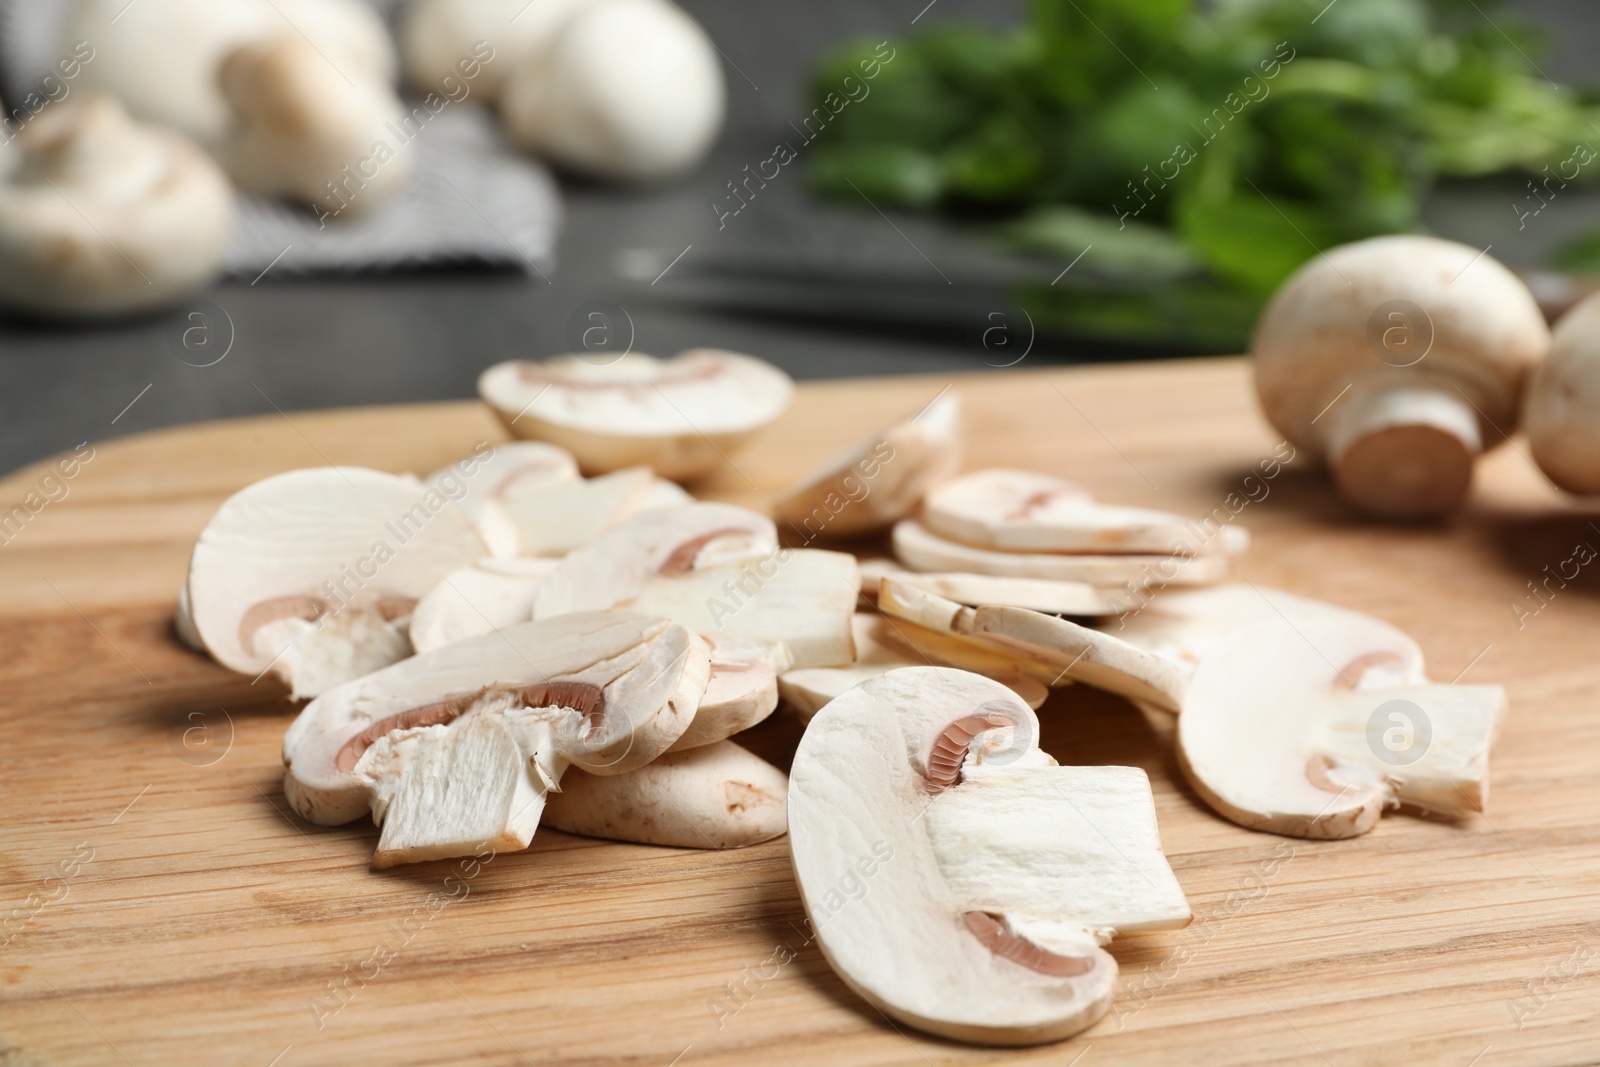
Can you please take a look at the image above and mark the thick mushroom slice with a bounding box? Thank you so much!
[282,611,711,866]
[880,580,1188,709]
[408,558,559,654]
[544,740,787,848]
[672,638,788,750]
[536,503,856,669]
[862,559,1124,616]
[789,668,1190,1045]
[774,392,962,539]
[479,350,794,480]
[894,520,1231,586]
[188,467,488,699]
[780,613,1046,723]
[1179,617,1504,839]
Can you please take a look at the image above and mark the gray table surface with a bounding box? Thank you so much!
[1,0,1595,476]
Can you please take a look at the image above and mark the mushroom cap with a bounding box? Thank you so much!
[544,739,787,848]
[498,0,725,182]
[1252,235,1548,462]
[479,350,794,479]
[400,0,598,101]
[67,0,394,144]
[188,467,487,676]
[1525,290,1600,493]
[893,519,1230,586]
[218,34,410,214]
[774,392,962,538]
[789,667,1189,1045]
[0,94,234,317]
[535,501,778,617]
[922,468,1239,556]
[283,610,710,826]
[1178,616,1501,839]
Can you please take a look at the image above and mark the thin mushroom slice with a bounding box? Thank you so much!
[867,563,1124,616]
[544,740,787,848]
[789,668,1190,1045]
[488,466,659,556]
[780,613,1046,723]
[478,350,794,480]
[408,558,559,654]
[1178,617,1505,839]
[188,467,487,699]
[894,519,1230,586]
[880,580,1187,709]
[535,502,779,618]
[282,611,711,866]
[672,638,789,750]
[774,392,961,539]
[1112,584,1426,692]
[923,469,1249,556]
[424,441,580,545]
[536,505,857,669]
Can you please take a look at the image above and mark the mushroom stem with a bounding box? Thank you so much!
[1325,386,1483,518]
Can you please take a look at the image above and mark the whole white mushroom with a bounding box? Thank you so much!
[499,0,725,182]
[400,0,598,102]
[1252,235,1549,518]
[0,94,234,317]
[63,0,395,146]
[1524,291,1600,494]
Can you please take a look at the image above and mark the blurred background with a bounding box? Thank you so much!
[1,0,1597,474]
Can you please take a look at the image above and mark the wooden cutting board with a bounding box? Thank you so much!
[3,357,1598,1067]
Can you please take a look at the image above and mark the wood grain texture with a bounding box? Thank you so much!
[3,358,1599,1067]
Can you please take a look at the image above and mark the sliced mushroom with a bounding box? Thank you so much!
[779,613,1047,723]
[672,638,788,750]
[0,94,233,317]
[1253,235,1549,518]
[774,392,961,539]
[479,350,794,480]
[67,0,395,145]
[218,33,410,217]
[923,469,1247,556]
[488,466,660,556]
[498,0,725,182]
[863,562,1124,616]
[408,557,559,654]
[789,667,1190,1045]
[188,467,487,699]
[282,611,711,866]
[174,580,205,651]
[422,441,580,555]
[544,740,786,848]
[894,519,1231,586]
[879,580,1187,708]
[1179,617,1504,839]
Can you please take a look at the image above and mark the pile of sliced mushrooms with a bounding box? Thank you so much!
[172,343,1514,1046]
[0,0,724,317]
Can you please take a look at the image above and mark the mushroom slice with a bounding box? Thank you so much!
[780,614,1046,723]
[894,520,1230,586]
[789,668,1190,1045]
[488,466,659,556]
[672,638,789,750]
[888,571,1122,616]
[188,467,487,699]
[536,502,778,616]
[1113,584,1426,689]
[408,558,559,654]
[922,469,1247,556]
[544,740,787,848]
[478,350,794,480]
[1179,617,1505,839]
[282,611,711,866]
[880,580,1187,708]
[774,392,962,539]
